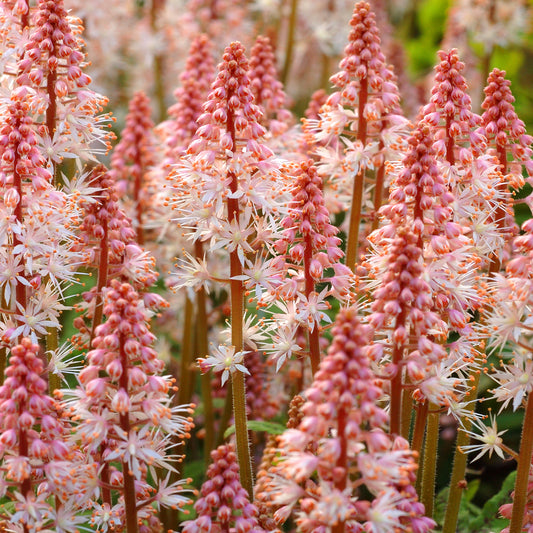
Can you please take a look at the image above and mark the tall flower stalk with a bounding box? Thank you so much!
[68,279,193,532]
[267,306,434,533]
[311,1,407,271]
[110,91,157,246]
[170,41,288,498]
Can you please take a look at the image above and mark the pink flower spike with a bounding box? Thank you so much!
[182,444,266,533]
[249,35,293,136]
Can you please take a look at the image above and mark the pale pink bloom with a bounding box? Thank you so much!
[267,308,432,532]
[461,414,507,461]
[183,444,266,533]
[198,344,249,386]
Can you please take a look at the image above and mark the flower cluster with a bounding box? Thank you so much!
[265,307,434,533]
[68,279,193,531]
[182,444,266,533]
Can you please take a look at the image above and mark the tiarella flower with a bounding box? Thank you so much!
[461,414,507,461]
[157,34,215,162]
[0,338,82,530]
[67,279,193,531]
[0,88,77,345]
[249,35,293,136]
[364,225,450,434]
[16,0,113,166]
[310,0,409,268]
[198,344,249,386]
[182,444,267,533]
[263,159,352,374]
[72,164,162,348]
[266,307,433,532]
[169,41,290,495]
[109,91,157,245]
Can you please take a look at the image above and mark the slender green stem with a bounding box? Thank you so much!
[177,296,195,406]
[281,0,298,86]
[411,400,428,459]
[442,370,481,533]
[195,270,214,459]
[509,394,533,533]
[232,369,253,498]
[420,405,439,517]
[401,387,413,439]
[46,326,60,394]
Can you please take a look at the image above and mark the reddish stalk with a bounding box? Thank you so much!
[226,108,253,500]
[90,219,109,343]
[509,393,533,533]
[389,309,406,436]
[118,338,139,533]
[345,76,368,271]
[303,233,321,375]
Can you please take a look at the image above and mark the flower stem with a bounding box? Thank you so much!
[411,400,428,459]
[442,369,482,533]
[345,76,368,271]
[46,326,60,394]
[509,393,533,533]
[389,310,406,436]
[195,254,214,459]
[401,387,413,439]
[281,0,298,86]
[420,405,439,517]
[119,338,139,533]
[304,233,320,375]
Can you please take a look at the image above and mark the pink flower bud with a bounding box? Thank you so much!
[111,388,130,414]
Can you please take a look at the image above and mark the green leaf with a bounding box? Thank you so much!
[465,478,480,502]
[469,470,517,531]
[224,420,286,439]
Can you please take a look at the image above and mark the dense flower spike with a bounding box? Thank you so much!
[16,0,112,166]
[158,34,215,160]
[0,88,76,344]
[0,338,82,530]
[421,49,515,270]
[423,49,485,165]
[479,68,533,180]
[73,164,161,347]
[249,35,293,136]
[268,307,434,533]
[171,41,289,498]
[264,159,352,373]
[69,279,193,532]
[110,91,157,245]
[311,1,408,269]
[183,444,266,533]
